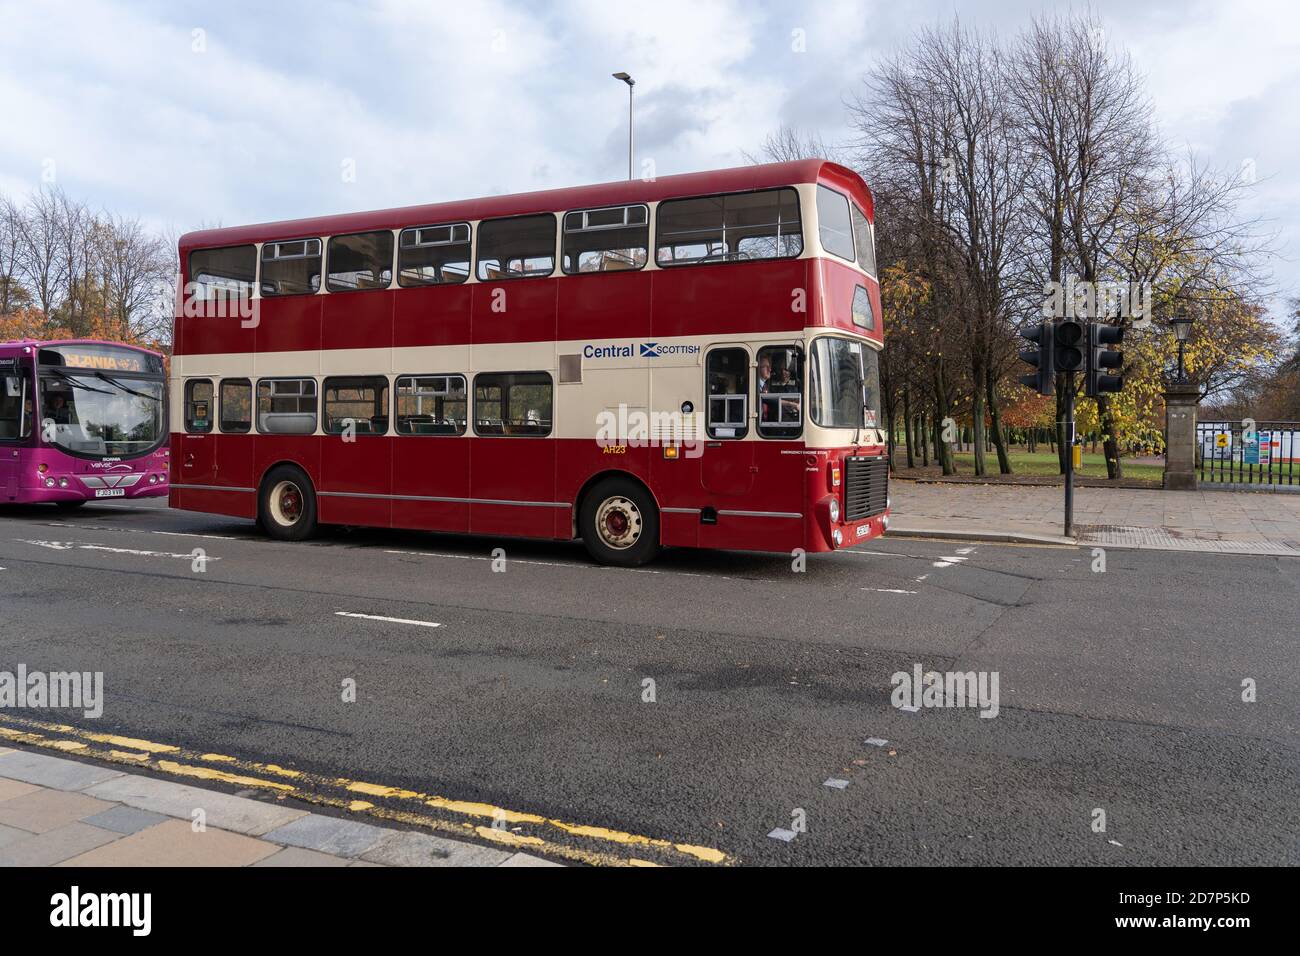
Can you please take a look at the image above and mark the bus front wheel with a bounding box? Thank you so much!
[258,465,318,542]
[580,477,660,567]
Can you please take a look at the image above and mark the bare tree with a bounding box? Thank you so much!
[98,212,173,340]
[744,124,846,165]
[14,187,65,324]
[0,194,28,316]
[1010,13,1159,478]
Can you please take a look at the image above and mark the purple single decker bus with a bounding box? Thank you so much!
[1,339,169,508]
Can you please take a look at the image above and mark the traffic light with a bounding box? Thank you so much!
[1018,322,1054,396]
[1085,322,1124,396]
[1054,318,1086,373]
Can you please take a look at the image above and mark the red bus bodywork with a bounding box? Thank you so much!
[171,160,888,557]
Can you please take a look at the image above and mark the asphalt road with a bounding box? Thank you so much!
[1,497,1296,865]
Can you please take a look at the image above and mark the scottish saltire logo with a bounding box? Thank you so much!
[583,341,701,359]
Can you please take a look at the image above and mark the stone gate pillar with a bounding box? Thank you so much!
[1163,383,1200,490]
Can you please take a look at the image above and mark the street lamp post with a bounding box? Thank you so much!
[1170,314,1194,382]
[1163,313,1200,490]
[612,72,635,180]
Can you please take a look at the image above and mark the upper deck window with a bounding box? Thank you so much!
[327,231,393,293]
[816,186,855,263]
[851,204,876,276]
[190,245,256,300]
[476,215,556,281]
[398,223,471,286]
[261,239,322,297]
[851,285,875,331]
[562,204,648,274]
[656,188,802,266]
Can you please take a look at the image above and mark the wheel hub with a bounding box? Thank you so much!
[595,495,641,550]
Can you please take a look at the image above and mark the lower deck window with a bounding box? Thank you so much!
[757,345,803,438]
[396,375,467,435]
[220,379,252,433]
[474,372,552,436]
[706,348,749,438]
[324,376,390,436]
[185,379,213,433]
[257,378,318,434]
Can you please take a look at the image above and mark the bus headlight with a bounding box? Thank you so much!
[45,478,56,488]
[58,477,69,488]
[829,497,840,523]
[832,529,843,547]
[149,474,158,484]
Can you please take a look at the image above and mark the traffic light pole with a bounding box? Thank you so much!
[1021,314,1123,540]
[1062,375,1075,538]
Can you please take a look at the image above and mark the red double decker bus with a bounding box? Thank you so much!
[170,159,888,565]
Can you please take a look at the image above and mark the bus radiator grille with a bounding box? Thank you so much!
[844,455,889,521]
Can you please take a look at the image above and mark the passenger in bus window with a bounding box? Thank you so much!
[758,349,801,424]
[46,393,72,425]
[756,354,773,394]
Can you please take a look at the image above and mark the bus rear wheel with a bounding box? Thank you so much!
[258,465,318,541]
[580,477,660,567]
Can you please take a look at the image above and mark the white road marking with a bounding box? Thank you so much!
[767,828,798,842]
[335,611,442,629]
[862,587,918,594]
[931,546,978,568]
[150,530,240,541]
[49,522,237,542]
[864,737,889,747]
[17,539,218,561]
[823,778,850,789]
[383,549,742,582]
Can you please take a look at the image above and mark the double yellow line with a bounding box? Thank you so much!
[0,714,730,867]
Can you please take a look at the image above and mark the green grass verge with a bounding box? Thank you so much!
[940,450,1165,482]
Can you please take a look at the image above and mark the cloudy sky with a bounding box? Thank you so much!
[1,0,1296,313]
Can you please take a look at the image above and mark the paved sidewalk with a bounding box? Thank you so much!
[0,747,560,867]
[889,480,1300,556]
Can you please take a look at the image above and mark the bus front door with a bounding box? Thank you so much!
[0,361,31,500]
[1,446,16,501]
